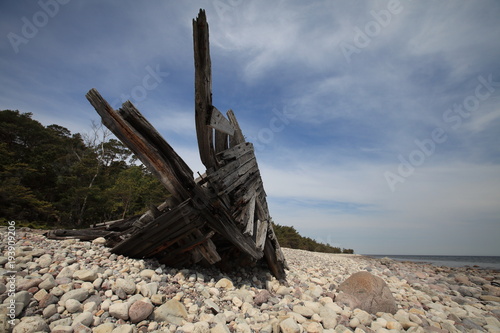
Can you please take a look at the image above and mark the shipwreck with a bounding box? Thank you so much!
[47,10,288,280]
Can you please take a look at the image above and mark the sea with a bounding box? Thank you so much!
[365,255,500,271]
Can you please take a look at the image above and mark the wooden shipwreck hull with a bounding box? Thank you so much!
[47,10,287,280]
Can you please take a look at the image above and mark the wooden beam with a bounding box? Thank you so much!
[227,109,245,146]
[214,130,229,155]
[191,229,221,264]
[216,142,253,161]
[255,219,268,252]
[85,89,192,203]
[193,9,217,169]
[134,196,177,229]
[119,102,194,188]
[209,149,255,184]
[111,199,197,257]
[210,106,235,136]
[242,193,257,236]
[44,229,116,241]
[218,161,258,196]
[198,208,264,260]
[264,237,286,281]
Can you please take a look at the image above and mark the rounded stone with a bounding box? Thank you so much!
[128,300,154,323]
[110,324,134,333]
[73,311,94,327]
[320,307,337,329]
[8,291,32,310]
[51,326,73,333]
[215,278,234,290]
[302,321,323,333]
[43,303,58,318]
[92,237,107,245]
[39,275,57,290]
[38,254,53,268]
[113,278,136,295]
[139,282,158,297]
[254,290,271,305]
[336,271,398,314]
[153,299,188,325]
[387,321,403,330]
[139,269,156,279]
[18,278,43,291]
[279,317,300,333]
[292,305,315,318]
[211,323,231,333]
[65,299,83,313]
[232,296,243,308]
[39,293,59,308]
[60,288,89,304]
[72,322,93,333]
[83,301,97,313]
[109,302,130,320]
[93,323,115,333]
[12,315,49,333]
[73,269,98,282]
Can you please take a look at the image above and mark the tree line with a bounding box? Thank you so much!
[1,110,354,254]
[273,223,354,254]
[0,110,169,228]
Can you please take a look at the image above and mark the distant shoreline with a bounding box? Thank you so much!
[365,254,500,271]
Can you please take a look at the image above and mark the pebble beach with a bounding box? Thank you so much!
[1,229,499,333]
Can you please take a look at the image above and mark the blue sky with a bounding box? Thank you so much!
[2,1,500,255]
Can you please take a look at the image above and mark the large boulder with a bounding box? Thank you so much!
[336,271,397,314]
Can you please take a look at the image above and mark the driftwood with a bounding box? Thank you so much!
[46,10,287,280]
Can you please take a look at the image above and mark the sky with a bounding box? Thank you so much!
[1,0,500,256]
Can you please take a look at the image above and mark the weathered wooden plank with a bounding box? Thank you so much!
[218,161,258,195]
[214,130,229,155]
[227,109,245,146]
[134,196,177,229]
[45,229,115,241]
[191,229,221,264]
[86,89,191,203]
[112,199,195,256]
[198,238,221,264]
[194,9,217,169]
[263,237,286,281]
[180,230,216,253]
[145,226,199,258]
[210,106,235,136]
[154,229,217,263]
[216,142,253,161]
[242,193,257,235]
[268,224,287,266]
[232,173,262,203]
[254,195,270,222]
[232,187,257,224]
[209,149,255,184]
[119,102,194,186]
[92,219,124,229]
[255,219,268,252]
[198,208,263,260]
